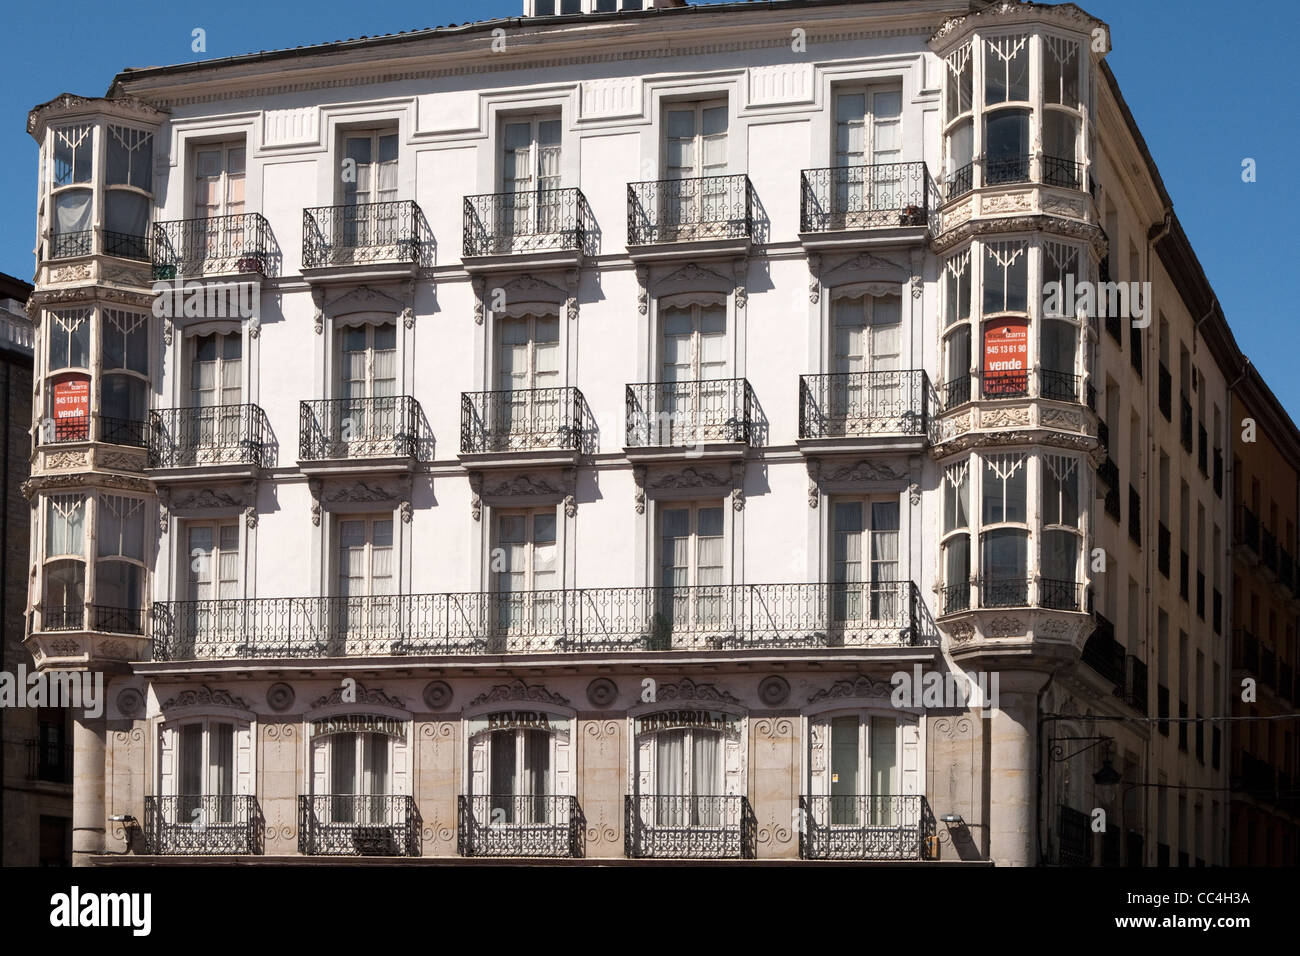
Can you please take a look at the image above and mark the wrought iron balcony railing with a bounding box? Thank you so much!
[153,213,275,278]
[1081,615,1124,688]
[41,414,151,448]
[49,230,93,260]
[978,576,1030,609]
[980,369,1088,404]
[149,404,272,469]
[1058,805,1092,866]
[626,378,755,447]
[941,374,972,411]
[36,603,144,635]
[940,582,971,616]
[143,795,263,855]
[1038,369,1085,404]
[627,174,753,245]
[1042,154,1082,190]
[460,387,588,454]
[299,395,420,461]
[798,795,936,861]
[1039,578,1085,612]
[981,369,1030,399]
[104,230,151,261]
[26,740,72,784]
[624,794,756,859]
[1236,505,1260,553]
[945,162,974,200]
[984,154,1031,186]
[463,188,595,257]
[150,581,934,661]
[798,370,931,440]
[457,795,584,858]
[297,795,420,856]
[303,200,421,268]
[799,162,936,233]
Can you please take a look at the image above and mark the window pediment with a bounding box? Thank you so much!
[490,273,569,319]
[650,262,735,304]
[821,251,911,292]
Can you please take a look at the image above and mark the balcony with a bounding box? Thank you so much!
[153,213,276,279]
[104,230,151,262]
[1081,614,1124,688]
[1235,628,1259,674]
[297,795,420,856]
[1197,424,1208,476]
[457,795,584,858]
[1157,363,1171,420]
[977,576,1030,609]
[980,368,1091,405]
[1236,505,1260,555]
[298,396,421,465]
[143,795,263,855]
[150,581,934,661]
[1156,523,1170,577]
[625,378,755,455]
[1261,529,1278,573]
[941,374,972,411]
[984,153,1031,187]
[1103,484,1120,522]
[1041,154,1083,190]
[462,188,595,269]
[798,795,936,861]
[459,387,590,464]
[1097,419,1109,453]
[1128,486,1141,545]
[798,162,936,247]
[41,414,148,449]
[797,370,931,449]
[1123,655,1149,714]
[1213,449,1223,497]
[49,229,94,260]
[35,603,144,636]
[627,174,752,255]
[302,200,424,272]
[1179,396,1193,454]
[26,740,72,784]
[148,404,272,472]
[1039,577,1085,612]
[941,582,971,615]
[624,795,756,859]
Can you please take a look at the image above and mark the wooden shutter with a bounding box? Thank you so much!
[724,721,743,796]
[553,726,570,796]
[158,724,176,797]
[235,722,253,796]
[636,734,652,796]
[900,715,920,796]
[311,736,329,797]
[808,718,828,797]
[469,734,489,798]
[392,733,410,796]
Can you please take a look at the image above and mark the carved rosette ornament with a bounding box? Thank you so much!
[163,318,173,347]
[157,488,171,533]
[566,268,580,321]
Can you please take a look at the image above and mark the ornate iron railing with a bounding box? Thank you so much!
[799,162,935,232]
[799,795,935,861]
[303,200,421,268]
[153,213,275,278]
[984,154,1031,186]
[1058,805,1092,866]
[104,230,151,261]
[457,795,584,858]
[940,582,970,616]
[981,370,1029,399]
[1039,578,1084,612]
[49,230,94,259]
[43,417,90,443]
[978,576,1030,609]
[26,740,72,784]
[1042,154,1082,189]
[144,795,263,855]
[798,370,931,440]
[1039,368,1083,404]
[945,162,973,200]
[149,404,272,468]
[89,604,145,635]
[464,188,595,257]
[35,604,84,632]
[460,387,587,454]
[297,795,420,856]
[627,174,752,245]
[299,395,420,460]
[942,374,972,411]
[624,794,756,859]
[100,416,149,448]
[626,377,755,447]
[150,580,933,661]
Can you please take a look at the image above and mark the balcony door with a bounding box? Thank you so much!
[833,88,902,217]
[663,101,728,233]
[495,315,560,447]
[323,732,391,825]
[187,332,242,461]
[484,728,553,824]
[658,304,726,445]
[658,503,724,640]
[336,323,397,453]
[341,130,399,249]
[646,728,724,826]
[335,516,394,650]
[178,722,235,824]
[813,714,900,826]
[190,143,246,262]
[500,116,562,244]
[492,510,558,644]
[830,294,901,428]
[831,498,900,627]
[184,520,239,647]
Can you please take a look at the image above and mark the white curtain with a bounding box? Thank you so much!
[655,731,685,826]
[692,732,721,825]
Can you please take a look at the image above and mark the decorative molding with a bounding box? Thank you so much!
[988,616,1025,639]
[468,471,483,521]
[821,459,903,482]
[311,682,405,710]
[163,318,174,347]
[468,680,570,709]
[757,675,790,706]
[472,276,486,325]
[732,258,748,310]
[633,464,646,515]
[312,287,325,334]
[423,681,453,710]
[649,466,730,491]
[808,253,821,304]
[308,478,322,526]
[116,687,144,718]
[635,264,648,315]
[731,460,746,511]
[44,451,88,469]
[946,619,977,644]
[565,268,580,322]
[562,466,577,518]
[807,675,892,704]
[982,191,1032,214]
[805,458,821,508]
[401,306,415,329]
[934,213,1105,257]
[266,683,295,712]
[244,505,258,529]
[586,678,618,708]
[484,474,561,497]
[655,677,740,705]
[162,685,251,711]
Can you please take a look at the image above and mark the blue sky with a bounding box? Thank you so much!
[3,0,1296,417]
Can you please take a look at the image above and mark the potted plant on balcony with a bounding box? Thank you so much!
[236,252,266,275]
[899,204,925,227]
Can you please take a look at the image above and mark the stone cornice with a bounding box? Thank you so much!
[27,93,167,141]
[931,212,1106,257]
[930,2,1109,55]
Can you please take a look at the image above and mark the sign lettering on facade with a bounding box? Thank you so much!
[635,710,739,737]
[309,715,407,741]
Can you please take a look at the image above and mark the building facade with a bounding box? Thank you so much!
[19,0,1273,865]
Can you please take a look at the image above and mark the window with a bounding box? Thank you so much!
[187,331,243,455]
[655,303,727,444]
[650,728,724,825]
[663,100,728,229]
[177,721,235,821]
[831,294,901,421]
[983,35,1030,185]
[983,241,1028,315]
[981,454,1028,605]
[340,129,398,247]
[832,86,902,211]
[823,714,899,824]
[943,45,974,192]
[46,308,91,371]
[982,242,1029,398]
[95,495,147,626]
[943,462,971,612]
[334,323,397,450]
[496,315,560,440]
[43,495,86,626]
[101,309,149,439]
[1042,456,1082,606]
[831,499,900,622]
[50,125,93,254]
[1044,35,1081,107]
[500,115,562,237]
[486,728,553,823]
[182,521,239,644]
[984,34,1029,104]
[105,126,154,255]
[325,733,391,824]
[493,510,558,635]
[659,504,724,630]
[191,142,247,260]
[942,252,972,407]
[334,516,394,647]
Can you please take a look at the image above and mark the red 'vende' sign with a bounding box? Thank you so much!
[983,320,1028,395]
[51,377,90,439]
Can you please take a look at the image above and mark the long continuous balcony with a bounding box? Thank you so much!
[799,162,937,235]
[299,396,421,461]
[302,200,423,268]
[463,188,596,259]
[460,387,589,454]
[624,795,756,859]
[148,404,272,469]
[627,174,753,246]
[143,795,263,855]
[798,370,932,442]
[798,795,936,861]
[297,795,420,856]
[153,213,275,278]
[626,378,755,448]
[150,581,933,661]
[457,795,584,858]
